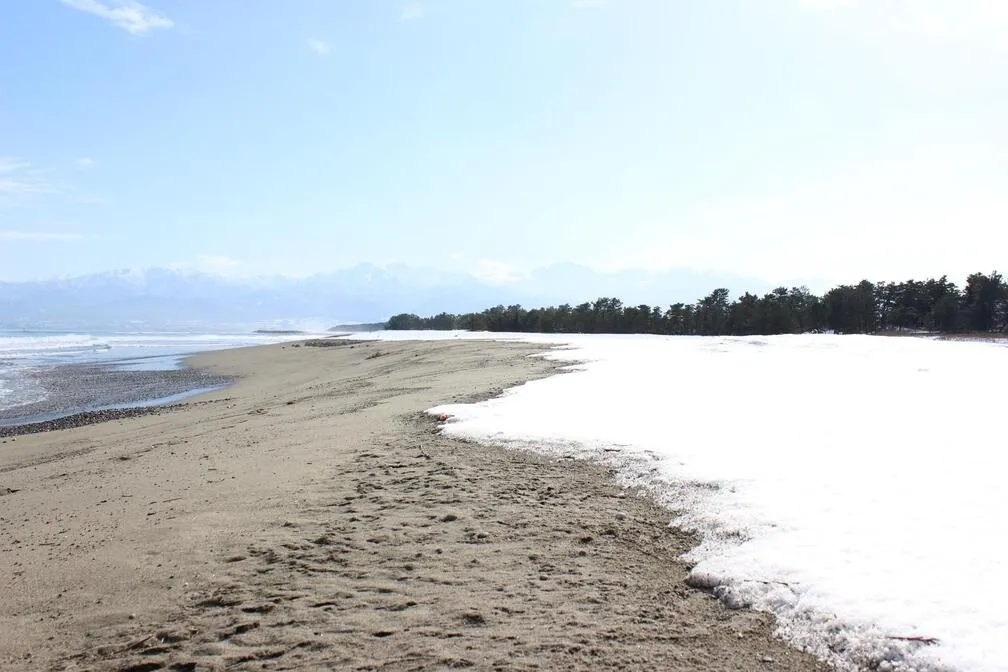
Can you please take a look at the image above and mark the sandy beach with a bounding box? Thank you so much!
[0,339,828,671]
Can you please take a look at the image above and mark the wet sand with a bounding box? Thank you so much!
[0,339,829,671]
[0,363,231,435]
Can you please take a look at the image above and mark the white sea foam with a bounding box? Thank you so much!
[349,331,1008,672]
[0,330,318,411]
[0,332,309,361]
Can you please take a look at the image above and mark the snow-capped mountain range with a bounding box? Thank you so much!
[0,263,770,331]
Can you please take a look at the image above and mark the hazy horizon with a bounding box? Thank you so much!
[3,1,1007,287]
[0,262,783,330]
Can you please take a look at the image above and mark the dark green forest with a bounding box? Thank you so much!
[386,272,1008,336]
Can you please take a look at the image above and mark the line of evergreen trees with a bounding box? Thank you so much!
[386,272,1008,336]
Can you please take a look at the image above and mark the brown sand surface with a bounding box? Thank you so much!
[0,339,829,671]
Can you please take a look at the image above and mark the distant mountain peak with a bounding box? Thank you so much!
[0,264,773,331]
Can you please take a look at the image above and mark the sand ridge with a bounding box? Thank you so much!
[0,339,828,671]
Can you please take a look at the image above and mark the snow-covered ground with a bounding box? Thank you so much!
[348,331,1008,672]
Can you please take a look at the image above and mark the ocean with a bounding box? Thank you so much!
[0,330,313,424]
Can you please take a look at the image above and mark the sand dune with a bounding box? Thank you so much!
[0,339,826,671]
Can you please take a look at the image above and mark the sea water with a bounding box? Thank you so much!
[0,330,311,413]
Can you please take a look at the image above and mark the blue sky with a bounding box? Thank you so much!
[1,0,1006,286]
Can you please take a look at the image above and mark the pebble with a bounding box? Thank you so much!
[0,364,233,438]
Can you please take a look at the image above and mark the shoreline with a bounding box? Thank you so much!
[0,358,234,436]
[0,388,230,439]
[0,339,829,671]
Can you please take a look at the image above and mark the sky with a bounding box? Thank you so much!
[1,0,1007,288]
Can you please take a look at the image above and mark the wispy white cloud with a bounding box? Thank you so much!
[196,254,242,274]
[75,157,95,169]
[472,259,524,284]
[0,158,30,173]
[0,158,50,196]
[0,231,87,243]
[399,2,425,22]
[306,38,330,56]
[59,0,173,36]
